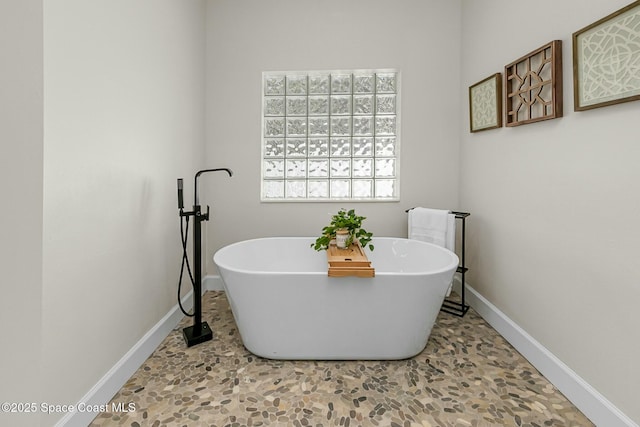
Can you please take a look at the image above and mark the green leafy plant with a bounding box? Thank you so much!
[311,208,374,251]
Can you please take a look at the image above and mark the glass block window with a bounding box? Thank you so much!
[261,69,400,201]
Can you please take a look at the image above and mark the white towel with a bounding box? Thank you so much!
[445,213,456,253]
[408,207,457,296]
[408,207,455,251]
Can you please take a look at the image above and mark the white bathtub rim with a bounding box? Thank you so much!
[213,236,459,277]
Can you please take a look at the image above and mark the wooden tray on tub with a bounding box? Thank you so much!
[327,241,375,278]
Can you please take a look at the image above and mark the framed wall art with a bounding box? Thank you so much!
[469,73,503,132]
[504,40,563,127]
[573,0,640,111]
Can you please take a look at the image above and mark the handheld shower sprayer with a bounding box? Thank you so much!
[176,167,233,347]
[177,178,184,210]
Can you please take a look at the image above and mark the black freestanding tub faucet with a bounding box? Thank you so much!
[177,168,233,347]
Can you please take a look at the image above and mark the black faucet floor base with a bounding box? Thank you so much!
[183,322,213,347]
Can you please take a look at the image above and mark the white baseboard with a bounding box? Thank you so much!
[55,289,199,427]
[203,274,224,291]
[453,281,638,427]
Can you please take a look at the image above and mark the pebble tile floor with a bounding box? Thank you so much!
[90,291,593,427]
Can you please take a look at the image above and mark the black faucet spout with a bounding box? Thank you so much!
[194,168,233,205]
[195,168,233,179]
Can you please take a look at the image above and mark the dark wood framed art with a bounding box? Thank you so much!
[469,73,503,133]
[504,40,563,127]
[573,0,640,111]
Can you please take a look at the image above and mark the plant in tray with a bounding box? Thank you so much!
[311,208,374,251]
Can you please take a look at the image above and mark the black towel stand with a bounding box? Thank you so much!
[406,208,470,317]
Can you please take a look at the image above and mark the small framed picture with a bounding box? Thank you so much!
[573,0,640,111]
[469,73,502,133]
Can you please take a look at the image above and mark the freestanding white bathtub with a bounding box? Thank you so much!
[213,237,459,360]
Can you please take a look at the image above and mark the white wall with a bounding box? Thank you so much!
[0,1,43,426]
[42,0,206,424]
[204,0,463,272]
[460,0,640,423]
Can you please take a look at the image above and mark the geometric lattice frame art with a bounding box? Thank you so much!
[504,40,563,127]
[261,70,400,201]
[573,0,640,111]
[469,73,503,132]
